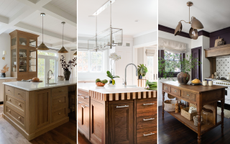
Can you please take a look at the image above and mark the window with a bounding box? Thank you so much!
[146,56,154,80]
[78,51,104,72]
[38,51,58,83]
[158,50,185,77]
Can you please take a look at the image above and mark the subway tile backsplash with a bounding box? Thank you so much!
[216,56,230,78]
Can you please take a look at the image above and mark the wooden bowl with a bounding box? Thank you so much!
[96,82,105,87]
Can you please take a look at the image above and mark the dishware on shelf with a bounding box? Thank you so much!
[208,81,213,86]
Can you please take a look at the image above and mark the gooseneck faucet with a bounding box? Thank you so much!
[47,70,53,84]
[124,63,138,86]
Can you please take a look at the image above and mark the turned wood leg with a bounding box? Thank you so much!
[197,106,201,144]
[162,92,165,120]
[221,98,225,136]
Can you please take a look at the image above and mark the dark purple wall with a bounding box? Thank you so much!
[210,27,230,47]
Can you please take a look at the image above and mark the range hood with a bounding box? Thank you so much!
[205,44,230,57]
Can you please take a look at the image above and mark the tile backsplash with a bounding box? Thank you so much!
[216,56,230,78]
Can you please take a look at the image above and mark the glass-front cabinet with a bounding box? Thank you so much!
[9,30,39,80]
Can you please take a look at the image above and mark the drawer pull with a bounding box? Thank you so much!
[18,116,21,120]
[143,132,155,137]
[58,112,61,115]
[78,94,82,96]
[81,105,89,108]
[18,93,21,95]
[143,118,155,121]
[116,105,129,108]
[8,98,11,101]
[143,103,154,106]
[174,90,177,92]
[8,110,11,113]
[187,94,190,97]
[58,100,62,102]
[18,103,21,106]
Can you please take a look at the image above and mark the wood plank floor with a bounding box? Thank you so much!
[158,106,230,144]
[0,105,76,144]
[78,132,91,144]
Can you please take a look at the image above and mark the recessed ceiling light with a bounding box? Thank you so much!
[92,0,116,16]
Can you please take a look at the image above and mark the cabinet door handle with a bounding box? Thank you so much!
[78,94,82,96]
[18,116,21,120]
[187,94,190,97]
[143,103,154,106]
[58,112,61,115]
[116,105,129,108]
[143,118,155,121]
[143,132,155,137]
[18,103,21,106]
[58,100,62,102]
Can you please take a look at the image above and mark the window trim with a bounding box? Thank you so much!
[158,50,185,78]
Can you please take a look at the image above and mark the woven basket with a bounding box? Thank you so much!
[164,100,178,112]
[181,107,197,121]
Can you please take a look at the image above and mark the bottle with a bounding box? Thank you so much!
[175,101,179,113]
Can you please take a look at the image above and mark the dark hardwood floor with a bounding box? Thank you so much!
[0,105,76,144]
[78,131,91,144]
[158,106,230,144]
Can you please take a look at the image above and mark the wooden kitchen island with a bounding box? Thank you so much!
[162,81,226,144]
[2,80,76,140]
[78,83,157,144]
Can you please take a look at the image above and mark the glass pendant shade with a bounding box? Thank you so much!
[189,27,198,40]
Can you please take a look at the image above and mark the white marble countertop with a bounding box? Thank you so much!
[3,79,77,91]
[78,83,155,94]
[0,77,16,80]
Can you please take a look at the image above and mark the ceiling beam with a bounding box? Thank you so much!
[17,0,76,26]
[15,22,75,42]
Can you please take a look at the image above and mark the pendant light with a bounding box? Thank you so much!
[37,13,49,50]
[58,22,68,53]
[73,51,77,56]
[174,1,204,40]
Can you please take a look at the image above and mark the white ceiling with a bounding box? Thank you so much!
[159,0,230,33]
[0,0,76,50]
[78,0,157,37]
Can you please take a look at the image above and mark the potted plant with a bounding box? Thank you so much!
[60,55,77,80]
[1,65,9,77]
[158,53,201,85]
[137,64,148,79]
[107,71,119,85]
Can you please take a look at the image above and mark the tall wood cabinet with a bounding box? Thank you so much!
[9,30,39,81]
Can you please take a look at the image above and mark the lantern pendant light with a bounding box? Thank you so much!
[58,22,68,53]
[174,1,204,40]
[37,13,49,50]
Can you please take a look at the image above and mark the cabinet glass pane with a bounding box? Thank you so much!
[19,49,27,72]
[19,38,27,46]
[11,49,16,72]
[11,37,16,46]
[29,50,36,72]
[29,39,36,47]
[38,58,45,81]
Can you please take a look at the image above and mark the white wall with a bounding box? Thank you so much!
[133,31,157,48]
[0,33,11,77]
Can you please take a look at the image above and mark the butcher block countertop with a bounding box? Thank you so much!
[78,83,157,101]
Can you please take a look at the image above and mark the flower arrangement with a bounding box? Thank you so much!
[1,65,9,73]
[60,55,77,71]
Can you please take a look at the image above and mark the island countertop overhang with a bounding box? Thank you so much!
[3,79,77,91]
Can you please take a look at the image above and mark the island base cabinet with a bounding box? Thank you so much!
[108,101,134,144]
[78,100,90,140]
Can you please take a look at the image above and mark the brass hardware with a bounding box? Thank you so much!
[143,132,155,137]
[187,94,190,96]
[189,27,198,40]
[59,100,62,103]
[143,103,154,106]
[143,118,155,121]
[58,22,68,53]
[18,116,21,119]
[58,112,61,115]
[18,103,21,106]
[116,105,129,108]
[73,51,77,56]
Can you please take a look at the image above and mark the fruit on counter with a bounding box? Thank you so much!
[95,78,108,84]
[191,78,201,84]
[32,77,40,82]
